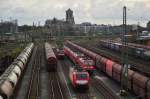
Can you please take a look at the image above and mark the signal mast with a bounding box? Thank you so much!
[120,5,130,97]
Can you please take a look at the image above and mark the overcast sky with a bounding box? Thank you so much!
[0,0,150,26]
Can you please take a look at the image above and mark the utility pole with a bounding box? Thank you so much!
[137,18,140,37]
[120,6,129,97]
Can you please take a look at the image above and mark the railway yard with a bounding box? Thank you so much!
[1,0,150,98]
[0,38,150,99]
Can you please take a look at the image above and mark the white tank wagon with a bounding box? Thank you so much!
[16,54,28,65]
[0,70,18,99]
[3,64,22,79]
[18,43,34,59]
[13,43,34,70]
[0,79,14,99]
[11,65,21,78]
[5,65,22,79]
[7,72,18,87]
[0,43,34,99]
[0,68,17,99]
[21,44,33,57]
[13,53,29,71]
[17,43,34,60]
[12,61,24,71]
[3,65,21,83]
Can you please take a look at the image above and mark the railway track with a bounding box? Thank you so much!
[91,77,119,99]
[48,72,64,99]
[78,42,150,76]
[76,93,92,99]
[26,42,65,99]
[26,45,41,99]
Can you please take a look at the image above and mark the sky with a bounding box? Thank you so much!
[0,0,150,26]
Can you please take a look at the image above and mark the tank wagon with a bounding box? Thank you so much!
[45,42,57,72]
[99,40,150,60]
[66,40,150,99]
[64,45,95,75]
[0,43,34,99]
[69,66,89,89]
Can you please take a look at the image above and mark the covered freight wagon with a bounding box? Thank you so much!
[45,42,57,72]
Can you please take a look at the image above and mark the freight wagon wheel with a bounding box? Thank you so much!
[0,93,7,99]
[119,89,128,96]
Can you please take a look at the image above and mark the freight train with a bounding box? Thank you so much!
[128,42,150,50]
[66,40,150,99]
[45,42,57,72]
[64,45,95,75]
[99,40,150,60]
[56,48,65,59]
[0,43,34,99]
[69,66,89,89]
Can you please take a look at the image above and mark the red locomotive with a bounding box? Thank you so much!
[45,42,57,72]
[64,45,95,75]
[69,66,89,89]
[66,40,150,99]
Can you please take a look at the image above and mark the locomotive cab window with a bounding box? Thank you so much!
[76,74,87,79]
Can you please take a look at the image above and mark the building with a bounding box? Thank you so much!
[45,8,117,36]
[74,23,113,35]
[0,20,18,34]
[147,21,150,31]
[45,17,66,27]
[45,17,67,36]
[45,8,75,36]
[66,8,75,25]
[136,36,150,46]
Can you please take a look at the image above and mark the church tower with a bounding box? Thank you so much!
[66,8,75,24]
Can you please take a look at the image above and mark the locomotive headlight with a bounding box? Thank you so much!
[90,66,95,69]
[76,80,88,85]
